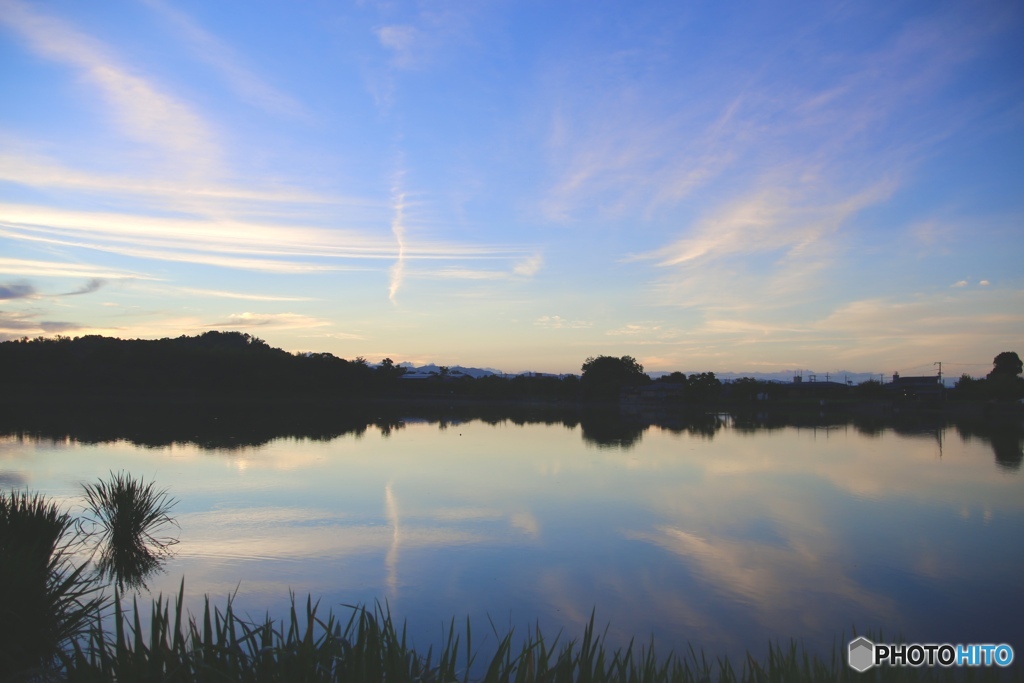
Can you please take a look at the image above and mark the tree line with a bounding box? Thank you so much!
[1,332,1020,404]
[0,333,691,403]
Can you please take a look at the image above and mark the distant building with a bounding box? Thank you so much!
[782,378,850,399]
[887,372,943,399]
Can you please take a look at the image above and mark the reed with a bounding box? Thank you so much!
[58,587,1021,683]
[82,471,178,590]
[0,490,103,680]
[82,470,178,552]
[5,484,1020,682]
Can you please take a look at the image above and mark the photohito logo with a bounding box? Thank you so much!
[847,637,1014,672]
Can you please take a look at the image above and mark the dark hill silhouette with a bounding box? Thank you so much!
[4,333,1021,411]
[1,331,375,399]
[0,331,578,402]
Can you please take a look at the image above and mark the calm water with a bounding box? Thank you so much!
[2,413,1022,662]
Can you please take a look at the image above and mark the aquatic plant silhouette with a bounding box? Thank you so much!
[0,491,102,678]
[82,471,179,591]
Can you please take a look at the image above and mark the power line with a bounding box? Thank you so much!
[896,363,937,373]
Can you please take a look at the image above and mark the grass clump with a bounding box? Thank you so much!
[0,472,176,678]
[82,470,178,591]
[0,490,103,679]
[58,588,1023,683]
[5,480,1021,682]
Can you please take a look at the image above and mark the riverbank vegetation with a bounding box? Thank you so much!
[3,332,1022,406]
[9,548,1023,682]
[5,477,1022,681]
[51,590,1024,683]
[0,491,102,678]
[82,472,179,591]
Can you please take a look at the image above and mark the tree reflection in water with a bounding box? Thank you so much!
[580,410,647,448]
[1,399,1020,467]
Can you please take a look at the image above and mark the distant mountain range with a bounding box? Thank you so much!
[396,363,505,379]
[668,370,886,385]
[390,363,934,386]
[396,363,578,379]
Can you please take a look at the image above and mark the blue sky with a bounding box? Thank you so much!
[1,0,1021,375]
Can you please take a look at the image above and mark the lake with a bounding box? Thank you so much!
[2,409,1022,665]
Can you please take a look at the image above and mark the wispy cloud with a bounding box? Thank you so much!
[0,153,360,210]
[0,257,150,280]
[566,277,1024,374]
[0,204,526,276]
[541,94,737,223]
[388,190,407,304]
[541,2,1002,242]
[179,288,316,302]
[0,280,36,300]
[0,0,220,175]
[212,312,331,330]
[0,310,81,339]
[373,2,479,71]
[606,322,666,337]
[513,253,544,277]
[640,287,1024,372]
[140,0,309,120]
[377,24,423,69]
[303,331,367,342]
[418,267,506,280]
[409,256,545,282]
[634,181,894,312]
[814,291,1024,340]
[60,278,106,296]
[534,315,592,330]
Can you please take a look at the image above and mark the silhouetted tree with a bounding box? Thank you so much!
[728,377,769,402]
[686,372,722,401]
[375,358,406,389]
[952,374,985,401]
[580,355,649,401]
[989,352,1022,379]
[985,351,1024,401]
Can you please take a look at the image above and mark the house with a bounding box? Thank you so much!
[782,377,850,399]
[887,372,943,399]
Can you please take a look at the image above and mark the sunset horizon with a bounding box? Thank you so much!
[2,0,1021,376]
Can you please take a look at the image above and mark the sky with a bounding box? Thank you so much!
[1,0,1022,376]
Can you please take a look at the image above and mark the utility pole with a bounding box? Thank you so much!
[934,361,942,385]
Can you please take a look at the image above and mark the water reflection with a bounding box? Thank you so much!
[385,481,400,594]
[0,470,28,488]
[82,473,180,592]
[1,401,1020,470]
[956,422,1023,471]
[580,410,647,448]
[95,541,166,592]
[2,412,1022,665]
